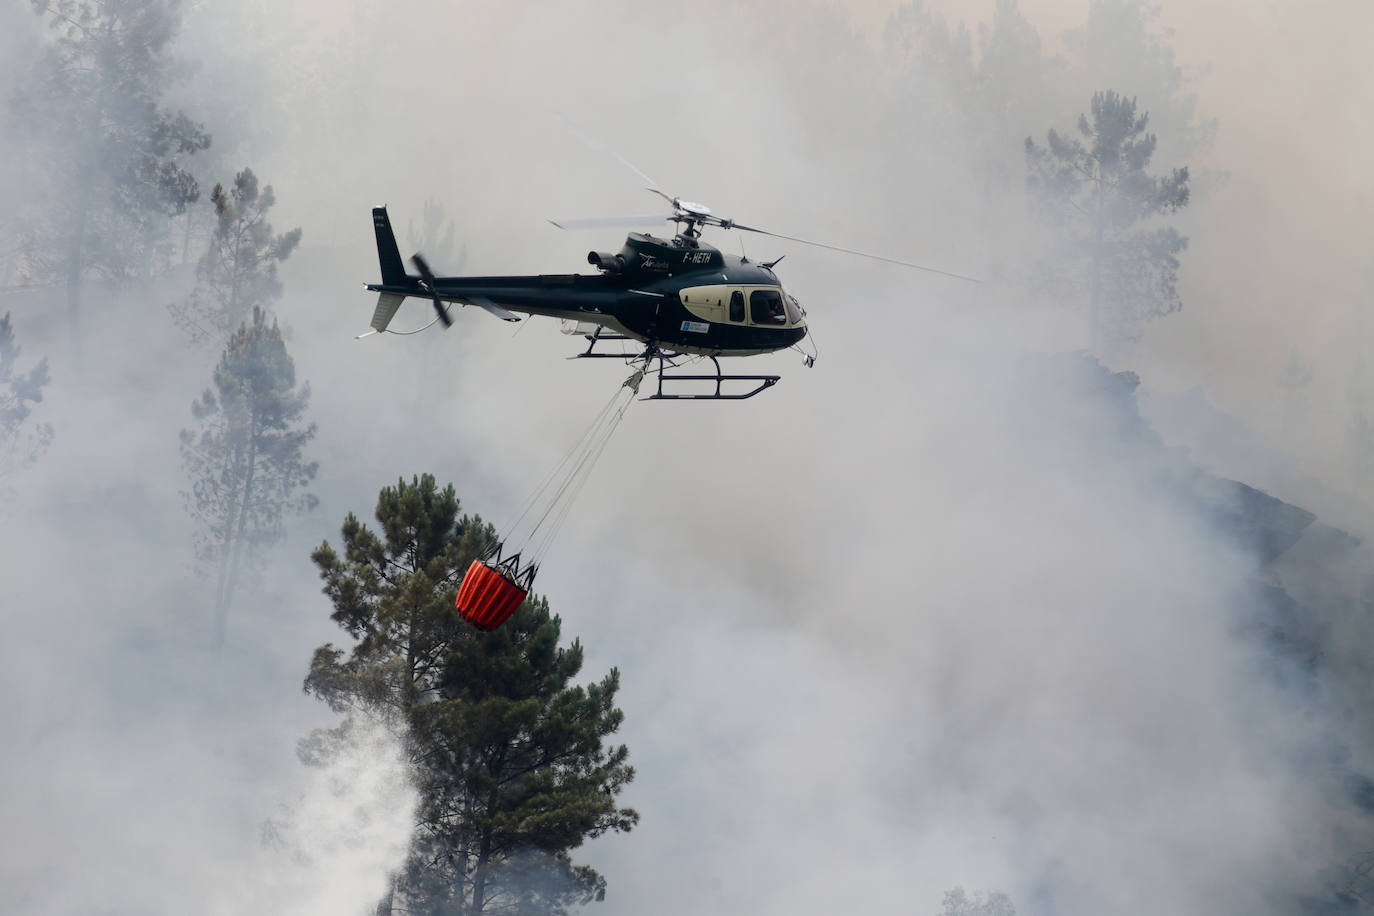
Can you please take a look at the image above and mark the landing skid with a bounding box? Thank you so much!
[573,333,781,400]
[643,352,779,401]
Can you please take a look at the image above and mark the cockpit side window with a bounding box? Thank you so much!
[729,290,745,322]
[750,289,787,324]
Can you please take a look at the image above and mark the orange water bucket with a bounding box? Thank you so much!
[455,559,528,630]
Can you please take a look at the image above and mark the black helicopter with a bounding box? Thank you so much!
[363,189,975,399]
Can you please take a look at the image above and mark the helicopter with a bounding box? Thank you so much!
[363,188,977,399]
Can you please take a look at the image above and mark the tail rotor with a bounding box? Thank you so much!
[410,253,452,328]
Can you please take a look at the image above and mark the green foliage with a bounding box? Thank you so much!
[180,306,316,644]
[880,2,978,163]
[1064,0,1216,164]
[0,312,53,484]
[875,0,1058,232]
[306,475,638,915]
[1025,89,1190,353]
[967,0,1055,195]
[307,475,491,719]
[15,0,211,332]
[169,167,301,346]
[974,1,1050,123]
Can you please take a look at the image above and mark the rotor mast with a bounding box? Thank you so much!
[650,189,714,246]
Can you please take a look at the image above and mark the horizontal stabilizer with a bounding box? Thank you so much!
[371,292,407,332]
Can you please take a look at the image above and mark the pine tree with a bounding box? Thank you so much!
[180,306,317,644]
[1025,89,1190,355]
[169,168,301,347]
[15,0,211,339]
[305,474,638,915]
[970,0,1051,194]
[0,312,53,486]
[1064,0,1216,165]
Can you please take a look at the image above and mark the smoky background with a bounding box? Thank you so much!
[2,0,1372,913]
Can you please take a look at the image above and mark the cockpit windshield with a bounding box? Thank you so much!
[750,289,788,325]
[784,294,803,325]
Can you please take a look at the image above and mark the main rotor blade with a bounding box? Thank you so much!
[729,223,980,283]
[554,113,669,198]
[547,215,673,231]
[645,187,677,207]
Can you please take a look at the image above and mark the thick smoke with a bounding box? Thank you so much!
[2,1,1371,914]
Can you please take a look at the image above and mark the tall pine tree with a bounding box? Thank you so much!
[0,312,52,487]
[305,474,637,915]
[180,306,317,644]
[1025,89,1190,355]
[15,0,211,340]
[169,168,301,347]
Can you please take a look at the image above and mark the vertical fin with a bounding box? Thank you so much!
[372,207,407,286]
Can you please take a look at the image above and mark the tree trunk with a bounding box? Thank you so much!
[214,418,257,646]
[374,882,393,916]
[65,200,89,351]
[211,440,242,638]
[1088,172,1107,358]
[229,213,244,328]
[455,792,473,910]
[470,753,505,916]
[471,831,491,916]
[405,600,419,706]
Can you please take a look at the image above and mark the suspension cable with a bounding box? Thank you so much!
[496,369,641,569]
[498,384,624,545]
[526,384,636,564]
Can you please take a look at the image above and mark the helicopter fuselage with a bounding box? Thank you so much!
[365,212,807,357]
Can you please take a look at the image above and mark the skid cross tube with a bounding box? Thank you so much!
[646,354,780,400]
[574,326,639,359]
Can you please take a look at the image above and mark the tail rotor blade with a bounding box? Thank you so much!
[411,252,435,283]
[411,253,453,328]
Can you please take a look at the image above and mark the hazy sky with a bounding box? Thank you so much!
[3,1,1372,914]
[847,0,1374,491]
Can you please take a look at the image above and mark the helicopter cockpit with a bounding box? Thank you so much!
[750,290,806,325]
[749,289,788,324]
[683,284,806,329]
